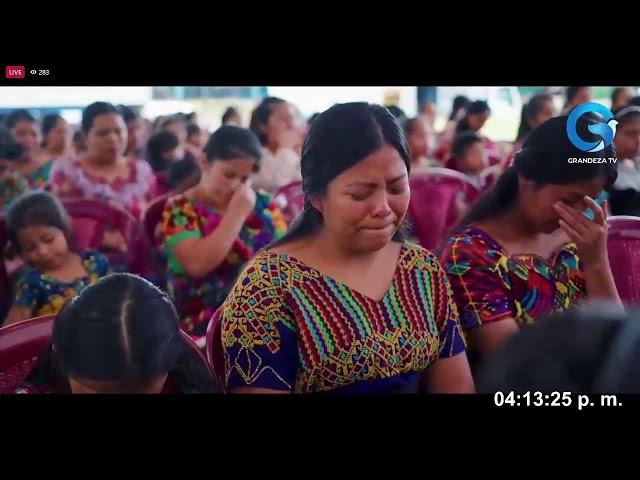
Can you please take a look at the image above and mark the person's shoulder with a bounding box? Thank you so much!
[164,192,192,210]
[134,158,154,176]
[228,249,290,295]
[82,249,110,266]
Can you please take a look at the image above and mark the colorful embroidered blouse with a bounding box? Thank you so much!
[440,226,585,329]
[161,191,287,342]
[222,242,466,393]
[50,157,156,219]
[13,250,111,317]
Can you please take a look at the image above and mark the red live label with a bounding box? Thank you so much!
[6,66,25,79]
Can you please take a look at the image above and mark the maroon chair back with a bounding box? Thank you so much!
[273,181,304,223]
[179,329,215,383]
[0,315,55,393]
[408,169,479,251]
[0,216,10,319]
[607,216,640,306]
[143,195,169,247]
[62,198,144,274]
[141,195,170,282]
[205,307,225,392]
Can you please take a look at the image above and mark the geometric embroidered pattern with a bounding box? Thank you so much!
[222,242,464,393]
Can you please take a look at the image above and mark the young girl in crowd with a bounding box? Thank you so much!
[41,114,71,162]
[441,116,621,363]
[607,106,640,216]
[514,93,556,153]
[161,125,287,346]
[221,103,474,394]
[403,116,437,173]
[3,192,110,326]
[249,96,302,192]
[5,109,52,188]
[51,102,156,220]
[19,273,217,393]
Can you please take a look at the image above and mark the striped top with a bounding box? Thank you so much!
[221,241,465,394]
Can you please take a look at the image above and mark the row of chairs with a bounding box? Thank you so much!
[0,311,222,393]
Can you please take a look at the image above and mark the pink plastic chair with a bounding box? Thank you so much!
[205,307,225,392]
[408,169,479,251]
[607,216,640,306]
[62,198,144,274]
[273,181,304,223]
[0,315,54,393]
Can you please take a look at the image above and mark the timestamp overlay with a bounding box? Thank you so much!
[494,391,623,411]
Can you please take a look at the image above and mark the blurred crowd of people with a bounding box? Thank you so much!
[1,86,639,394]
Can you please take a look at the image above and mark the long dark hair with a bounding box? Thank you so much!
[249,97,286,146]
[461,115,618,226]
[41,114,65,147]
[26,273,217,393]
[515,93,553,142]
[455,100,491,133]
[271,102,411,248]
[449,95,470,121]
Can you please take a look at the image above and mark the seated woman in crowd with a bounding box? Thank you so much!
[161,125,286,346]
[440,116,621,364]
[0,127,29,211]
[5,109,52,188]
[146,130,184,195]
[450,132,502,204]
[51,102,156,220]
[562,86,592,115]
[611,87,635,115]
[221,102,474,394]
[41,114,71,163]
[120,105,145,162]
[443,100,502,168]
[513,93,556,154]
[249,96,302,192]
[3,192,110,326]
[403,116,437,173]
[185,122,205,162]
[19,273,217,393]
[607,106,640,216]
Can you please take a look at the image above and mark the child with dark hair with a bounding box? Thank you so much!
[19,273,217,393]
[41,114,71,161]
[168,158,200,193]
[514,93,556,149]
[249,97,302,192]
[611,87,635,114]
[160,125,287,345]
[119,105,145,161]
[562,86,592,114]
[403,117,437,173]
[3,192,110,326]
[441,115,621,363]
[607,106,640,216]
[0,127,29,211]
[145,130,182,173]
[222,107,241,126]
